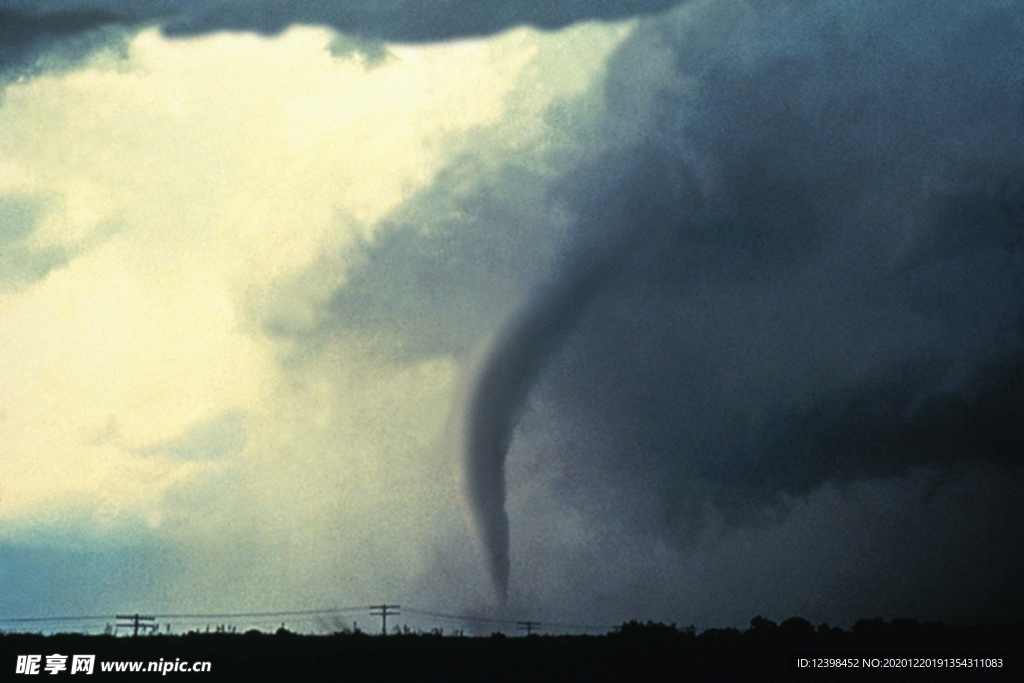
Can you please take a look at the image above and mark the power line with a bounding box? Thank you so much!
[519,620,613,632]
[1,604,616,635]
[401,607,613,632]
[149,606,375,620]
[0,606,376,625]
[401,607,514,626]
[0,615,112,624]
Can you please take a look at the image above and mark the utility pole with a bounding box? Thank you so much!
[517,621,541,636]
[369,605,400,636]
[116,614,155,637]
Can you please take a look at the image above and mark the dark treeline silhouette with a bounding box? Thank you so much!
[2,617,1020,680]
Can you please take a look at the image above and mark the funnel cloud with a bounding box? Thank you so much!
[463,259,621,602]
[462,151,702,601]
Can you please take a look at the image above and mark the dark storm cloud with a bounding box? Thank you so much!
[0,6,120,47]
[559,0,1023,505]
[456,0,1024,607]
[158,0,682,41]
[0,6,135,83]
[0,0,682,68]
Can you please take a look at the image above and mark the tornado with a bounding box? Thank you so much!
[462,251,624,604]
[461,150,700,603]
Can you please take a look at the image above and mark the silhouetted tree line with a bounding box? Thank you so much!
[2,616,1020,681]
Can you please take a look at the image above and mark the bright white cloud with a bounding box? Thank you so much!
[0,20,630,613]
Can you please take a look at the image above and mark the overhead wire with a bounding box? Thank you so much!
[0,604,617,634]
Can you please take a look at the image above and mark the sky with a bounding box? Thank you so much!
[0,0,1022,633]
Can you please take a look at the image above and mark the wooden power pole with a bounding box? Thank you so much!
[116,614,155,637]
[517,620,541,636]
[369,605,400,636]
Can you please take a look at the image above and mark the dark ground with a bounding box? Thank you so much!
[2,618,1021,681]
